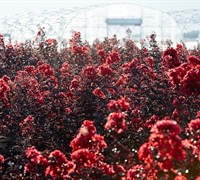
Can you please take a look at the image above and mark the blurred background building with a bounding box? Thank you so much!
[0,1,199,48]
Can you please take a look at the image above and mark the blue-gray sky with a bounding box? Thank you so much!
[0,0,200,15]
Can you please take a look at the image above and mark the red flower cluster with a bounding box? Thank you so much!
[116,74,129,86]
[25,147,75,179]
[25,146,48,173]
[38,63,55,76]
[92,87,106,99]
[106,50,120,64]
[82,65,97,80]
[14,70,44,104]
[45,38,57,46]
[45,150,75,179]
[70,120,107,152]
[19,115,35,138]
[72,45,88,56]
[162,47,181,69]
[187,55,200,66]
[71,148,97,168]
[176,43,185,55]
[97,64,114,77]
[168,55,200,95]
[0,155,4,170]
[104,112,126,134]
[60,62,69,74]
[124,165,145,180]
[98,49,106,62]
[0,77,10,105]
[0,30,199,179]
[184,117,200,162]
[105,97,130,134]
[24,66,37,75]
[107,97,130,111]
[69,31,81,46]
[150,119,182,135]
[69,120,122,177]
[138,119,186,175]
[121,58,138,73]
[0,33,4,44]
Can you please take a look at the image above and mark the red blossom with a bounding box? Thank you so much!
[2,75,11,83]
[107,100,119,111]
[104,112,126,134]
[116,75,129,86]
[172,108,180,119]
[24,66,37,75]
[163,48,178,60]
[98,49,106,57]
[0,77,10,103]
[167,58,200,95]
[106,50,120,64]
[180,68,200,95]
[25,146,48,173]
[46,38,57,46]
[125,165,145,180]
[130,117,142,131]
[144,115,159,128]
[69,31,81,46]
[82,65,97,80]
[187,55,200,66]
[106,88,116,95]
[72,45,88,56]
[97,64,114,77]
[121,58,138,72]
[48,150,70,165]
[14,71,45,104]
[157,159,173,170]
[188,118,200,133]
[117,97,130,111]
[60,62,69,73]
[71,148,97,167]
[38,63,55,76]
[98,49,106,62]
[79,120,96,137]
[92,87,106,99]
[0,33,4,44]
[70,120,107,152]
[186,117,200,157]
[168,68,182,86]
[65,107,72,114]
[107,97,130,111]
[146,57,154,67]
[138,142,153,162]
[37,60,43,66]
[150,120,182,135]
[0,155,4,170]
[91,134,107,152]
[172,99,179,106]
[162,47,181,69]
[73,31,81,40]
[174,175,187,180]
[46,150,75,178]
[0,155,4,163]
[26,146,47,166]
[19,115,35,137]
[176,43,185,55]
[70,76,80,90]
[139,120,186,172]
[98,162,115,175]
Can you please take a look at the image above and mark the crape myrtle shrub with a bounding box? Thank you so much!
[0,31,200,179]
